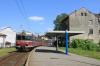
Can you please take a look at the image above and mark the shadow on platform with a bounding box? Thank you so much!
[35,49,65,54]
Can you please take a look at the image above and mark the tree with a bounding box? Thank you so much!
[54,13,69,31]
[53,13,69,47]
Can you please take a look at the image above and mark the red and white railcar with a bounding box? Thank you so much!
[16,31,34,51]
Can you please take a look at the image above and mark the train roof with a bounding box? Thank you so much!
[17,32,33,36]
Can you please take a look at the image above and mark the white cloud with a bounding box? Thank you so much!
[28,16,44,21]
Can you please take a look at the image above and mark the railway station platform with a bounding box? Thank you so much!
[26,46,100,66]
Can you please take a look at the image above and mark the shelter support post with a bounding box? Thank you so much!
[56,36,58,51]
[66,32,68,55]
[55,36,58,51]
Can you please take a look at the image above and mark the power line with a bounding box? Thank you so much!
[19,0,28,17]
[14,0,24,17]
[14,0,31,31]
[14,0,27,19]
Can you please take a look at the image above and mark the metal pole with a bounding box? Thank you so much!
[66,32,68,55]
[54,36,58,51]
[56,36,58,51]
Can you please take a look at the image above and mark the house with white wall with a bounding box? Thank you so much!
[0,33,6,48]
[0,27,16,48]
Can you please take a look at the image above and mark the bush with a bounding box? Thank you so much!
[98,40,100,47]
[70,39,100,51]
[96,41,100,51]
[69,39,79,48]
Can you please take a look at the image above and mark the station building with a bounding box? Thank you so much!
[62,8,100,42]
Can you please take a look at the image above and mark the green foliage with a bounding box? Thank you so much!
[70,39,100,51]
[54,13,69,30]
[53,13,69,47]
[96,40,100,51]
[69,39,79,48]
[98,40,100,47]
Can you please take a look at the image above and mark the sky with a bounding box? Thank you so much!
[0,0,100,35]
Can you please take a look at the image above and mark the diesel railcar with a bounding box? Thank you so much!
[15,32,34,51]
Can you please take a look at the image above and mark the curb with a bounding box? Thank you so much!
[25,49,35,66]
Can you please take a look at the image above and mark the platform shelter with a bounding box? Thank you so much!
[47,30,84,55]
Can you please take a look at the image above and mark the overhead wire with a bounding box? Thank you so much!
[14,0,25,18]
[13,0,32,31]
[19,0,28,18]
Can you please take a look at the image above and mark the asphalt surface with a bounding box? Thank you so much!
[27,46,100,66]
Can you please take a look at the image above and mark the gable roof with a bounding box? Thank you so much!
[70,7,94,16]
[61,7,100,22]
[0,27,16,32]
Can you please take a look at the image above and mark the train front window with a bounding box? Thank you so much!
[22,36,25,40]
[16,35,21,40]
[16,35,32,40]
[25,36,32,40]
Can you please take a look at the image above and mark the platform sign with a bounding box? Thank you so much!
[66,32,68,55]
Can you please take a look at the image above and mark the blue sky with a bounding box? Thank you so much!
[0,0,100,35]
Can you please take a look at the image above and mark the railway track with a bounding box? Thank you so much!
[0,51,29,66]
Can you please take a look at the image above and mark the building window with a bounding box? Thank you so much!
[81,13,83,16]
[81,13,87,16]
[98,18,100,22]
[85,13,87,16]
[89,29,93,34]
[99,30,100,35]
[88,20,93,26]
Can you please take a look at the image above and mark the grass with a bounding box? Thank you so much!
[0,48,16,57]
[60,47,100,60]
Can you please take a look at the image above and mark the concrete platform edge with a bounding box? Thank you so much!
[25,48,35,66]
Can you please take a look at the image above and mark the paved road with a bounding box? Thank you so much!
[27,46,100,66]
